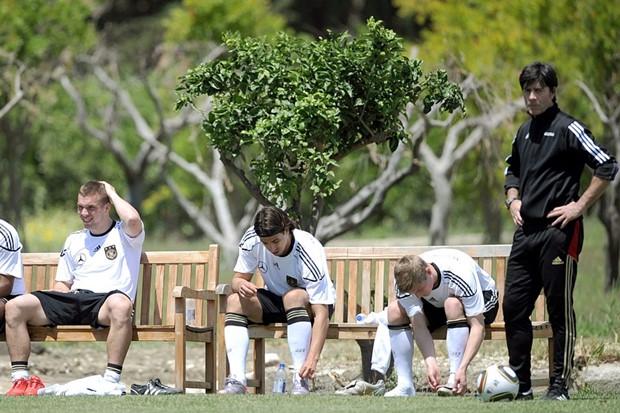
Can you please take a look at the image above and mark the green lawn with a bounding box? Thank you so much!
[2,392,620,413]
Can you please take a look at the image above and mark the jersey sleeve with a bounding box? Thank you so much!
[233,227,259,275]
[55,239,75,284]
[296,234,334,305]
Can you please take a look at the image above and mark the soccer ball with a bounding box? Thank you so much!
[476,364,519,402]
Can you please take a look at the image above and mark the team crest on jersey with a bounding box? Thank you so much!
[286,276,298,288]
[105,245,118,260]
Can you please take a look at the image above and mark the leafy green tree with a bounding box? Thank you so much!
[0,0,95,229]
[164,0,287,43]
[177,18,463,233]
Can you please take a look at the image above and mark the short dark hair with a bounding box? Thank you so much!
[253,206,295,237]
[79,181,109,205]
[519,61,558,92]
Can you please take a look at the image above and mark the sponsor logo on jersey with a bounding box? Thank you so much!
[77,253,87,267]
[544,131,555,137]
[105,245,118,260]
[258,261,268,274]
[552,256,564,265]
[286,275,298,288]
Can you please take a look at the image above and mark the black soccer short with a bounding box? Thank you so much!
[254,288,334,325]
[422,290,499,332]
[31,289,131,329]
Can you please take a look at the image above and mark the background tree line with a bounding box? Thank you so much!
[0,0,618,291]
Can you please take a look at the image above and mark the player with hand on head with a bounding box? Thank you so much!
[5,181,145,396]
[386,249,499,397]
[218,206,336,395]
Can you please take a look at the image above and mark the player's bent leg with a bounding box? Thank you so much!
[99,293,133,367]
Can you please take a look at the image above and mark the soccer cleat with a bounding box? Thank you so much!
[6,377,30,396]
[542,383,569,401]
[384,385,415,397]
[437,385,455,397]
[515,388,534,400]
[130,378,183,395]
[24,375,45,396]
[217,377,248,395]
[291,377,310,395]
[335,380,385,396]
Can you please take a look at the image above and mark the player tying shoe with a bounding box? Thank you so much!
[386,249,499,397]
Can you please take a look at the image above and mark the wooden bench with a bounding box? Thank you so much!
[215,244,553,394]
[0,246,222,393]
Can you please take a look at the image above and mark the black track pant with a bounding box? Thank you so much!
[503,220,583,392]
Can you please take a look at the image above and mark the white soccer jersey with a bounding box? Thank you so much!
[396,249,497,318]
[0,219,26,295]
[234,228,335,305]
[56,221,145,300]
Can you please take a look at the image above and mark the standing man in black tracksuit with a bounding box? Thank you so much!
[503,62,617,402]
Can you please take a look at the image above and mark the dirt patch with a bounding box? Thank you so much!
[1,339,618,395]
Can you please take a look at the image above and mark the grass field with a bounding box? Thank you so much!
[2,391,620,413]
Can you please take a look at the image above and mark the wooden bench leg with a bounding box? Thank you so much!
[254,338,266,394]
[174,306,187,392]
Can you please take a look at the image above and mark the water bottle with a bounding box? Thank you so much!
[186,298,196,326]
[356,312,380,324]
[272,363,287,394]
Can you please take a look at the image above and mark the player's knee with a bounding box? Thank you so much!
[105,294,133,320]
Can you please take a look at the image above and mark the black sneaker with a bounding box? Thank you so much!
[131,378,183,395]
[542,383,569,401]
[515,389,533,400]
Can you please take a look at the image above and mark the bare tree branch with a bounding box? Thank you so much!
[0,50,25,120]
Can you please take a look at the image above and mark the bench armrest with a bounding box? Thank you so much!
[172,286,217,301]
[215,283,232,296]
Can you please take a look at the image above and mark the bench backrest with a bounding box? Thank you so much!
[21,246,220,327]
[253,244,547,324]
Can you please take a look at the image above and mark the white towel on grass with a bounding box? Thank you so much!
[38,374,126,396]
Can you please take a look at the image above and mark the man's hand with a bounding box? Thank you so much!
[236,279,257,299]
[508,199,524,227]
[547,201,582,228]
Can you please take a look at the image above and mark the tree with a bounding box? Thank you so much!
[395,0,620,290]
[0,0,95,228]
[176,18,464,235]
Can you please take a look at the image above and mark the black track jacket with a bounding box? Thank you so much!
[504,104,617,222]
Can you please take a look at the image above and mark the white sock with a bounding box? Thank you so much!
[389,326,414,389]
[371,322,391,375]
[287,320,312,373]
[103,370,121,383]
[446,324,469,381]
[11,370,29,382]
[224,324,249,384]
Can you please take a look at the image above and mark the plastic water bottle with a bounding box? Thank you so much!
[186,298,196,326]
[272,363,287,394]
[356,312,379,324]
